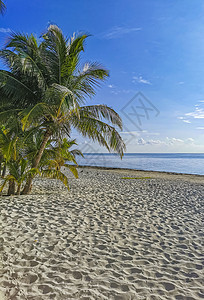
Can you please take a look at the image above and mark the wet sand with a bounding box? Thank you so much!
[0,167,204,299]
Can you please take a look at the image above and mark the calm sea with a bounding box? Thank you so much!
[77,153,204,175]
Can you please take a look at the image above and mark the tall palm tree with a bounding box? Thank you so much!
[0,1,6,15]
[0,25,126,194]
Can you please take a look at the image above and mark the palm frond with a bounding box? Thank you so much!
[71,114,125,157]
[69,62,109,100]
[0,0,6,15]
[19,51,47,89]
[0,127,19,162]
[42,25,68,84]
[51,83,79,112]
[41,168,69,190]
[3,33,50,92]
[0,70,36,106]
[0,50,22,72]
[0,176,13,193]
[64,164,78,178]
[80,104,123,129]
[6,32,39,56]
[20,103,48,131]
[61,34,88,79]
[70,148,83,157]
[0,108,22,125]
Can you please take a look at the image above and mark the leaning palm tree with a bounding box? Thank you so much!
[0,0,6,15]
[0,25,126,194]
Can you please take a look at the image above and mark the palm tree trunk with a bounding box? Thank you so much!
[21,130,51,195]
[16,183,21,195]
[2,164,6,177]
[8,179,15,195]
[0,154,3,175]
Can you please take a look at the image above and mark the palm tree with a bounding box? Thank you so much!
[0,121,28,195]
[39,138,83,173]
[0,1,6,15]
[0,116,36,195]
[25,134,82,191]
[0,121,81,194]
[0,25,126,194]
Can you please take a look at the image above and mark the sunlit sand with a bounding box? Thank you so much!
[1,168,203,299]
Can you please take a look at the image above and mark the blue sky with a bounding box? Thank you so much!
[0,0,204,153]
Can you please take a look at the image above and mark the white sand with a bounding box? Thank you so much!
[0,167,204,299]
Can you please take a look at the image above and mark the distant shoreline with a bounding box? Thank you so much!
[76,153,204,176]
[83,152,204,154]
[77,165,204,184]
[78,165,204,177]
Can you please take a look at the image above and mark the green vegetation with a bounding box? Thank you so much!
[121,177,151,180]
[0,25,125,195]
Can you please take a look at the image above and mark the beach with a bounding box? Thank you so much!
[0,167,204,299]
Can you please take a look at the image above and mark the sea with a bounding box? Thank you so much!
[76,153,204,175]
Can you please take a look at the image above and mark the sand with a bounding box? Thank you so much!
[0,167,204,299]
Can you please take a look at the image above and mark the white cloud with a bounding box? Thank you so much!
[108,85,132,94]
[187,138,194,143]
[183,120,191,123]
[178,102,204,129]
[196,127,204,130]
[167,137,195,145]
[185,108,204,119]
[133,137,195,147]
[101,26,142,39]
[137,138,146,145]
[136,138,166,146]
[146,139,164,145]
[171,138,184,143]
[185,101,204,119]
[178,81,184,85]
[177,116,191,123]
[0,28,11,33]
[132,76,151,85]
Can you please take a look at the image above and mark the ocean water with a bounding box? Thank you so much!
[76,153,204,175]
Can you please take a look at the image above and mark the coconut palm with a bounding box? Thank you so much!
[0,122,81,194]
[0,159,40,195]
[39,138,83,173]
[0,122,30,195]
[25,134,82,191]
[0,25,126,194]
[0,0,6,15]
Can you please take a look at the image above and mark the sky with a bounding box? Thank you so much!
[0,0,204,153]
